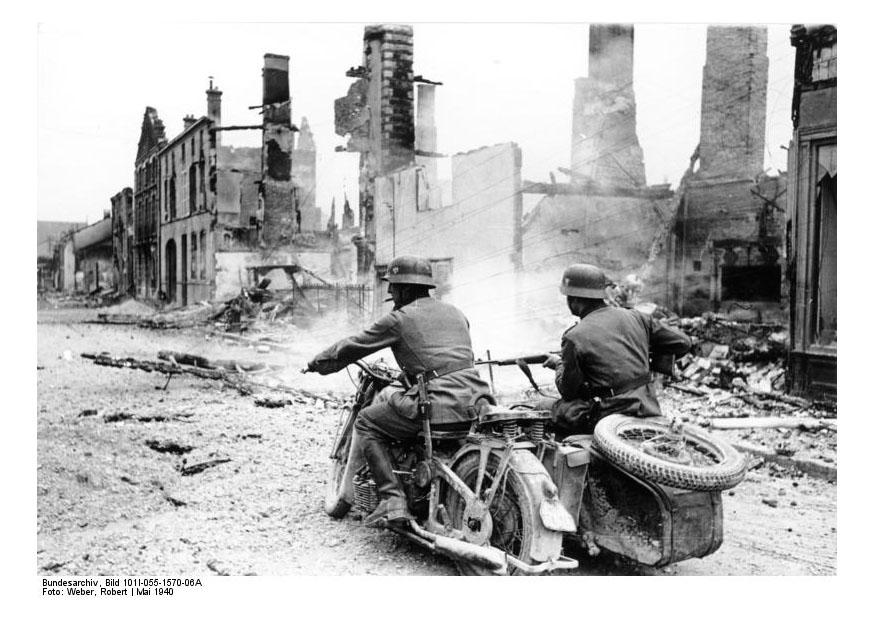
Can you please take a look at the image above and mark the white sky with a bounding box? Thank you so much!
[37,22,794,226]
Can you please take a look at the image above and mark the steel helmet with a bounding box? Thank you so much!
[382,255,436,288]
[559,263,607,299]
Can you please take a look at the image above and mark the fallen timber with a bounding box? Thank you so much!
[80,352,341,404]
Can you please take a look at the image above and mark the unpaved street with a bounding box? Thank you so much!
[37,309,836,576]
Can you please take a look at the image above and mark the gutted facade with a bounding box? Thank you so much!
[133,107,166,299]
[521,24,675,325]
[661,26,787,321]
[38,220,85,291]
[110,188,134,295]
[786,25,837,400]
[142,55,339,306]
[70,215,115,293]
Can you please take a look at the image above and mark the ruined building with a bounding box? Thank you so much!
[335,24,524,322]
[124,54,342,306]
[335,24,416,276]
[37,220,85,291]
[133,107,166,299]
[659,26,787,320]
[786,25,836,400]
[110,188,134,295]
[521,24,675,327]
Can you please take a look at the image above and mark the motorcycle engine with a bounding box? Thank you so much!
[353,472,379,514]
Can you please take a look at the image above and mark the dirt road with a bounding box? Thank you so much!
[36,309,836,576]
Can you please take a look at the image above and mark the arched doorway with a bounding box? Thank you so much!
[165,239,177,303]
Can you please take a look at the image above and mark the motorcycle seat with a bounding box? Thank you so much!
[478,405,551,426]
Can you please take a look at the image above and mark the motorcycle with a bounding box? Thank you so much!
[321,360,581,575]
[479,354,748,568]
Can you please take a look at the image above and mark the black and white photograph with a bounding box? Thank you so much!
[18,1,859,613]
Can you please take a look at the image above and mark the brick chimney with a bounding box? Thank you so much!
[263,54,291,124]
[570,24,646,191]
[697,26,768,179]
[261,53,295,244]
[206,77,222,126]
[183,114,197,130]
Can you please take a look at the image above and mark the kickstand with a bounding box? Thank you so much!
[161,373,173,390]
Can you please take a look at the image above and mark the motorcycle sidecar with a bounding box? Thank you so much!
[540,437,723,568]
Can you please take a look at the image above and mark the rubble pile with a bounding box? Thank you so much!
[41,289,123,309]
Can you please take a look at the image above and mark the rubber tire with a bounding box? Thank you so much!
[593,414,747,491]
[443,451,537,576]
[324,430,352,518]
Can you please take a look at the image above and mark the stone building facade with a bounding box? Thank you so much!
[158,115,217,305]
[786,24,837,400]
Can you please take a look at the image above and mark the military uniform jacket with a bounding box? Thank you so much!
[310,297,492,425]
[554,305,691,417]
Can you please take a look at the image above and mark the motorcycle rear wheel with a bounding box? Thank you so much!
[593,414,747,491]
[443,452,537,576]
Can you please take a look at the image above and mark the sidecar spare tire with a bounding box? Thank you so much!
[592,415,747,491]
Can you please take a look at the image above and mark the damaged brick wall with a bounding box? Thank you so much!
[110,187,134,295]
[262,53,297,247]
[335,24,416,275]
[373,142,521,316]
[664,26,784,322]
[571,24,646,191]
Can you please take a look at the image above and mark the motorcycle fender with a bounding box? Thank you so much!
[448,446,566,563]
[506,451,568,561]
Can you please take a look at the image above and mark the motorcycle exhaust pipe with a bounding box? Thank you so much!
[431,535,507,573]
[392,521,507,573]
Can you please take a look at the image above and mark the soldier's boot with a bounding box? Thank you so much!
[338,429,365,508]
[361,439,413,527]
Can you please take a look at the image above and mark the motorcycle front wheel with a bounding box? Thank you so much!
[324,409,354,518]
[593,414,747,491]
[443,451,537,576]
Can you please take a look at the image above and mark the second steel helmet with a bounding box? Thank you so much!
[559,263,608,299]
[382,255,436,288]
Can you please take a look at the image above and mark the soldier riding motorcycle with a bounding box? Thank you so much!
[306,256,579,575]
[477,263,747,568]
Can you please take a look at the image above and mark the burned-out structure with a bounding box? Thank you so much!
[335,25,417,277]
[336,24,681,333]
[141,54,346,307]
[521,25,676,320]
[658,27,787,321]
[110,188,134,296]
[335,24,526,318]
[38,220,85,292]
[786,25,836,400]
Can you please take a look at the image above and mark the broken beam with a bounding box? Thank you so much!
[209,125,264,132]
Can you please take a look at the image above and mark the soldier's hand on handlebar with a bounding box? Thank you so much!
[543,353,561,370]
